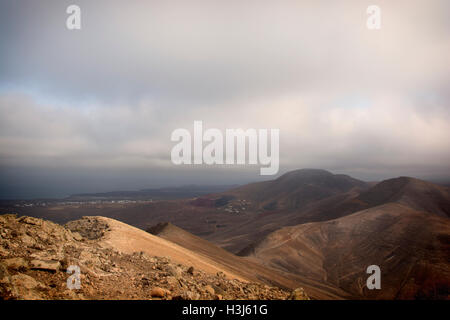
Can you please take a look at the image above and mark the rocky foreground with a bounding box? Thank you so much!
[0,214,309,300]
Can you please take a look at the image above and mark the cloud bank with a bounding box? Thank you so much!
[0,0,449,198]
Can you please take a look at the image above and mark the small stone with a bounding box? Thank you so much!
[288,287,310,300]
[72,232,83,241]
[187,266,194,275]
[212,284,225,295]
[150,287,166,298]
[167,265,182,278]
[166,276,180,289]
[59,257,69,271]
[204,285,215,295]
[183,290,200,300]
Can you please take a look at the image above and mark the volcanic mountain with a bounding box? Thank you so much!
[356,177,450,218]
[261,175,450,228]
[244,203,450,299]
[220,168,369,212]
[205,172,450,253]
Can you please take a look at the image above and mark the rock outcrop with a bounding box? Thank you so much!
[0,214,305,300]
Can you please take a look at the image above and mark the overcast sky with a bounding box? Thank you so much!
[1,0,449,198]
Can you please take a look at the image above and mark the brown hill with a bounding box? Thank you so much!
[70,216,248,281]
[231,175,450,253]
[147,221,348,299]
[246,203,450,299]
[0,214,309,300]
[266,176,450,227]
[222,169,368,212]
[357,177,450,217]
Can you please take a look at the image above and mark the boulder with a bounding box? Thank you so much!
[2,257,29,270]
[10,273,46,299]
[0,262,11,284]
[18,216,43,226]
[30,259,61,272]
[11,274,43,290]
[72,232,83,241]
[20,234,36,247]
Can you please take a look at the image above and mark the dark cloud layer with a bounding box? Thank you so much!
[0,0,449,198]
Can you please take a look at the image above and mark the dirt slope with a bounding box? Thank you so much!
[247,203,450,299]
[82,216,248,282]
[147,221,347,299]
[1,214,308,300]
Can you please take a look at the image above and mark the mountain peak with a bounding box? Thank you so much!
[358,176,450,217]
[224,168,368,213]
[276,169,333,180]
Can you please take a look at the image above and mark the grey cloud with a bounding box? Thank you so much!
[0,0,449,198]
[1,0,448,103]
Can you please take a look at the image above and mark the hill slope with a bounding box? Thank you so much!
[0,214,306,300]
[357,177,450,217]
[246,203,450,299]
[147,222,348,299]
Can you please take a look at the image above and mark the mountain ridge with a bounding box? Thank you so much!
[0,214,309,300]
[245,202,450,299]
[146,221,347,299]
